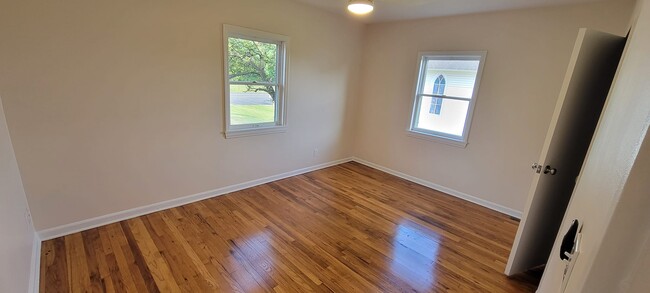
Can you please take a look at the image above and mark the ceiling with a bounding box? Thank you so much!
[294,0,606,22]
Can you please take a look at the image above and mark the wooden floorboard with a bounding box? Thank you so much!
[40,162,539,292]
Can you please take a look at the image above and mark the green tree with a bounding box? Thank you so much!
[228,38,277,101]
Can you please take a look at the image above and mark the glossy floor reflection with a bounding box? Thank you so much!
[391,222,440,291]
[40,162,539,292]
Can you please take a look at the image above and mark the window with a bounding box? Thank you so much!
[223,25,289,138]
[409,51,486,147]
[429,75,446,115]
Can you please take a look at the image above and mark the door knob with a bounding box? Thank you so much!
[544,165,557,175]
[532,163,542,173]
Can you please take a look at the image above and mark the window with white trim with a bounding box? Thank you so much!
[223,25,289,138]
[409,52,486,146]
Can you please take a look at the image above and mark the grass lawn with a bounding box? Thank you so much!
[231,105,275,125]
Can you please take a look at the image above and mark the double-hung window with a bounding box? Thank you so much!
[409,51,486,147]
[223,25,289,138]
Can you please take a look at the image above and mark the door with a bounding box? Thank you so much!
[505,28,626,275]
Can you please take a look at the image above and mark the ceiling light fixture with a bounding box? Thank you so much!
[348,0,374,15]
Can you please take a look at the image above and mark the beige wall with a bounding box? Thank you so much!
[0,0,363,230]
[625,234,650,292]
[0,0,637,235]
[0,96,36,293]
[353,0,635,214]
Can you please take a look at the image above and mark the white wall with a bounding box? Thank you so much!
[0,0,363,231]
[353,0,635,214]
[0,96,37,293]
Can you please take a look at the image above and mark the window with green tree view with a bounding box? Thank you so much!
[223,25,288,138]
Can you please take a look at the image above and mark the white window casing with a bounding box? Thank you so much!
[408,51,487,147]
[223,24,290,138]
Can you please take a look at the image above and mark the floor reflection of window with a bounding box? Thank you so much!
[229,231,274,291]
[391,222,441,291]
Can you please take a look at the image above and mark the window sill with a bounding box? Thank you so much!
[224,126,286,139]
[406,130,468,148]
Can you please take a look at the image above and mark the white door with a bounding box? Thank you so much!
[505,28,626,276]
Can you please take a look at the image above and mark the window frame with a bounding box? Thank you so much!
[408,51,487,148]
[223,24,290,138]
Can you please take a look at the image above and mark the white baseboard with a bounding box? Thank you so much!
[29,231,41,293]
[37,156,521,241]
[38,157,353,241]
[350,157,523,219]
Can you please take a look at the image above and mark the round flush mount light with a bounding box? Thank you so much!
[348,0,374,15]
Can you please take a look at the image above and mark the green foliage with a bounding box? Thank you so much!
[228,37,278,101]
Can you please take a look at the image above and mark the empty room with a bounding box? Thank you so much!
[2,0,650,292]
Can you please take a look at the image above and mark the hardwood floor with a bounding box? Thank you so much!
[39,162,539,292]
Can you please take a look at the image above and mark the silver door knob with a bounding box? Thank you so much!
[532,163,542,173]
[544,165,557,175]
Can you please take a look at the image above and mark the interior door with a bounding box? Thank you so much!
[505,28,626,276]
